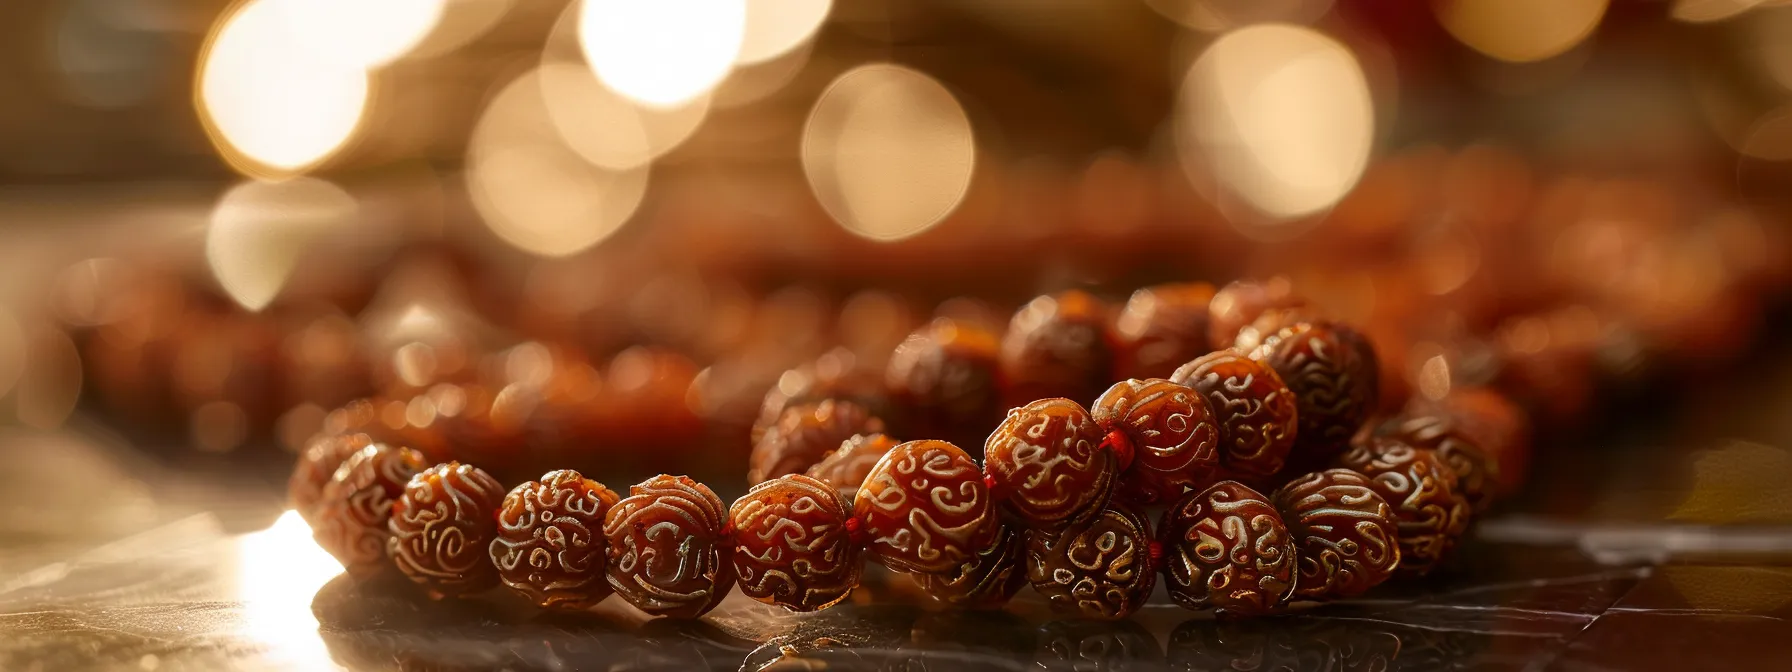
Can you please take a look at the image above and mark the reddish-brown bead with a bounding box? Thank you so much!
[1207,277,1308,349]
[982,398,1117,527]
[489,470,621,611]
[1270,469,1400,601]
[1114,282,1215,380]
[805,433,901,500]
[1231,306,1327,354]
[749,399,885,485]
[1170,351,1298,483]
[1336,438,1471,576]
[388,462,507,599]
[603,475,736,618]
[853,440,997,575]
[753,348,883,445]
[885,317,1003,442]
[1248,322,1380,472]
[1092,378,1221,505]
[729,474,862,612]
[289,432,373,523]
[1158,481,1297,615]
[915,522,1029,609]
[1026,502,1156,620]
[1386,414,1500,512]
[1405,386,1531,497]
[312,443,428,578]
[998,290,1116,409]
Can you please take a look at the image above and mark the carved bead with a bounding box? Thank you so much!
[1404,386,1530,497]
[388,462,506,599]
[805,433,900,500]
[1386,414,1499,513]
[885,317,1002,443]
[1270,469,1400,601]
[998,290,1116,409]
[1231,306,1324,354]
[1207,277,1307,348]
[1170,351,1298,483]
[1248,322,1380,472]
[753,348,884,445]
[1092,379,1220,506]
[313,443,427,578]
[1026,503,1156,620]
[1158,481,1296,615]
[853,440,997,575]
[289,432,372,523]
[604,475,736,618]
[729,474,862,612]
[749,399,885,485]
[916,522,1029,609]
[1336,438,1471,576]
[489,470,621,611]
[1115,282,1215,380]
[982,398,1117,527]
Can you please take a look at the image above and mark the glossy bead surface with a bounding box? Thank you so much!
[853,440,997,575]
[289,432,372,523]
[1270,469,1399,601]
[729,474,862,612]
[805,433,900,500]
[1207,277,1307,348]
[1248,322,1380,472]
[1092,379,1220,505]
[982,398,1116,527]
[885,317,1002,443]
[1386,414,1500,512]
[313,443,427,577]
[1158,481,1296,615]
[1026,503,1156,620]
[1405,386,1530,497]
[1336,437,1471,576]
[489,470,621,611]
[1170,351,1298,483]
[916,522,1029,609]
[749,399,885,485]
[388,462,506,599]
[998,290,1116,408]
[1114,282,1215,380]
[604,475,736,618]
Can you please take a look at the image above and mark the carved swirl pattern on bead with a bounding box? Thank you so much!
[387,462,505,599]
[886,317,1002,436]
[852,440,997,575]
[1269,469,1399,600]
[983,398,1115,527]
[1248,322,1379,471]
[313,443,427,577]
[806,433,900,500]
[1093,378,1219,505]
[1389,414,1500,512]
[998,290,1116,408]
[749,399,885,485]
[1159,481,1296,615]
[1337,438,1471,576]
[729,474,862,612]
[917,522,1029,609]
[289,432,373,523]
[1115,282,1215,380]
[489,470,621,610]
[1170,351,1298,483]
[1035,619,1164,670]
[603,475,735,618]
[1026,503,1156,620]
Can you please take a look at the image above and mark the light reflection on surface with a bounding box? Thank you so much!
[236,510,344,671]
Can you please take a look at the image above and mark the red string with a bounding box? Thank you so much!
[1101,429,1135,472]
[1147,540,1164,574]
[982,472,1004,500]
[842,515,869,546]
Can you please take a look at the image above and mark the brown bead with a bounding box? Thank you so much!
[1231,306,1325,354]
[1336,438,1471,576]
[1170,351,1298,483]
[982,398,1117,527]
[853,440,997,575]
[388,462,507,599]
[998,290,1116,408]
[1248,322,1380,472]
[752,347,883,444]
[805,433,900,500]
[604,475,736,618]
[749,399,885,485]
[1158,481,1296,615]
[489,470,621,611]
[885,317,1003,444]
[313,442,427,578]
[1092,378,1220,505]
[915,522,1029,609]
[1406,386,1530,497]
[1386,414,1500,512]
[1207,277,1307,348]
[1270,469,1399,601]
[1114,282,1215,380]
[1026,502,1156,620]
[289,432,373,523]
[728,474,862,612]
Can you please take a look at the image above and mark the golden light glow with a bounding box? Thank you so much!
[198,0,369,176]
[715,42,814,108]
[1142,0,1333,32]
[236,510,343,671]
[410,0,515,59]
[578,0,747,108]
[1671,0,1765,23]
[268,0,447,68]
[1435,0,1608,63]
[802,64,976,242]
[207,178,360,311]
[738,0,830,64]
[1177,23,1374,220]
[538,61,709,171]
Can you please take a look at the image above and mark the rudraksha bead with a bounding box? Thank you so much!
[388,462,506,599]
[289,432,373,523]
[1207,277,1307,348]
[1231,305,1326,354]
[753,348,884,444]
[1248,322,1380,473]
[915,521,1029,609]
[884,317,1002,445]
[1158,481,1296,615]
[1170,351,1298,484]
[1114,282,1215,380]
[982,398,1116,527]
[1385,414,1500,513]
[1026,502,1156,620]
[1270,469,1399,601]
[313,442,427,577]
[729,474,862,612]
[853,440,997,575]
[998,290,1116,409]
[749,399,885,485]
[805,433,900,500]
[604,475,736,618]
[1092,378,1220,506]
[489,469,621,611]
[1404,386,1530,497]
[1336,437,1470,576]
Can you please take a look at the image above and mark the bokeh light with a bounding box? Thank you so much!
[407,0,515,59]
[737,0,831,64]
[268,0,447,69]
[578,0,747,108]
[207,178,360,311]
[1141,0,1333,33]
[1435,0,1608,63]
[715,42,814,108]
[538,61,709,171]
[802,64,976,242]
[1672,0,1767,23]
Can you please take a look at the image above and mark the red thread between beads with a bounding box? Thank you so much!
[1148,540,1164,574]
[982,472,1004,500]
[842,515,869,545]
[1101,429,1135,472]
